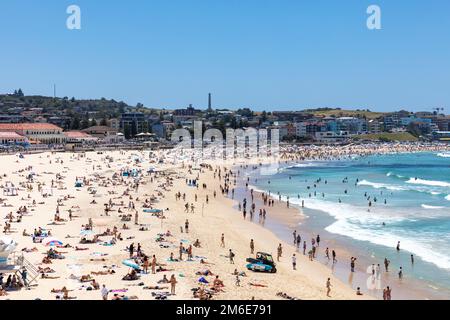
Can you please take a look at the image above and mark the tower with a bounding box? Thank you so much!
[207,93,213,112]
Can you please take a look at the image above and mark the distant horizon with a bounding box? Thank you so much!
[1,1,449,113]
[1,89,447,115]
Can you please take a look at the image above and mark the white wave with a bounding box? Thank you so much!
[407,178,450,188]
[357,180,407,191]
[421,204,445,210]
[446,195,450,201]
[386,172,405,179]
[437,152,450,158]
[290,198,450,270]
[325,219,450,270]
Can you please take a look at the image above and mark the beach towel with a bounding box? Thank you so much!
[198,277,209,284]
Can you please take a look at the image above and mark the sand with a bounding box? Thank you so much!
[0,149,366,300]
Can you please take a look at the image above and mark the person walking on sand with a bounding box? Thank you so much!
[383,286,392,300]
[179,242,184,261]
[398,267,403,280]
[185,219,189,233]
[229,249,235,264]
[332,250,337,264]
[250,239,254,254]
[220,233,225,247]
[292,253,297,270]
[326,278,332,297]
[170,274,177,295]
[143,256,149,274]
[20,268,28,288]
[101,285,109,300]
[384,258,390,272]
[277,244,282,261]
[129,243,134,258]
[396,241,400,251]
[151,255,157,274]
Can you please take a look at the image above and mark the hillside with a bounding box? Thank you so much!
[354,132,418,142]
[304,108,386,119]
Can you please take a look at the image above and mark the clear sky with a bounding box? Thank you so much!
[1,0,449,112]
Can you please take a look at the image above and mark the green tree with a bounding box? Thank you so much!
[81,118,90,129]
[124,123,131,139]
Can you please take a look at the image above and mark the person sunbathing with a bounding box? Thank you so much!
[80,275,93,282]
[122,269,140,281]
[91,279,100,290]
[193,239,201,248]
[91,270,115,275]
[156,266,174,273]
[213,276,224,290]
[41,273,60,279]
[157,275,170,284]
[51,286,73,294]
[38,267,55,273]
[42,257,52,264]
[196,269,214,276]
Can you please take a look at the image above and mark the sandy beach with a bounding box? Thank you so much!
[0,149,366,300]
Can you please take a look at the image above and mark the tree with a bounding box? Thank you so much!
[407,122,422,137]
[100,118,108,126]
[71,117,81,130]
[90,119,98,127]
[124,123,131,139]
[17,88,24,97]
[81,118,90,129]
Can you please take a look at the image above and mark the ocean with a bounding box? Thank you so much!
[250,152,450,298]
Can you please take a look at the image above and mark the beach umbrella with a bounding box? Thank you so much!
[80,230,94,236]
[122,259,140,270]
[43,237,63,247]
[0,236,17,264]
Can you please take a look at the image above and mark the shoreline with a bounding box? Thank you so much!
[0,150,364,300]
[241,153,450,300]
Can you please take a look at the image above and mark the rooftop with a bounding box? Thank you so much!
[0,132,27,139]
[0,123,62,131]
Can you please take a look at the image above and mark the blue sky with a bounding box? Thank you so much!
[0,0,449,112]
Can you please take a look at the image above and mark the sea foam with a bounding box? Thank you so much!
[407,178,450,188]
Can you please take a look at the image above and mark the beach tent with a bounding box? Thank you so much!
[0,236,17,265]
[3,187,18,196]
